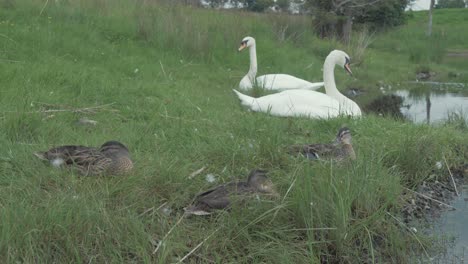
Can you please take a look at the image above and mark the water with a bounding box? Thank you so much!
[390,84,468,263]
[395,88,468,124]
[430,185,468,263]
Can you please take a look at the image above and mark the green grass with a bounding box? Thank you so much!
[0,1,467,262]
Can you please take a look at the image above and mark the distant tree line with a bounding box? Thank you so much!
[303,0,410,43]
[197,0,465,43]
[198,0,411,43]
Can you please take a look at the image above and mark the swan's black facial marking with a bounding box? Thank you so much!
[344,56,350,66]
[239,39,249,51]
[344,57,353,76]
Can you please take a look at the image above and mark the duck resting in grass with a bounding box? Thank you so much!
[233,50,362,118]
[288,127,356,162]
[34,140,133,176]
[238,36,324,91]
[184,169,279,216]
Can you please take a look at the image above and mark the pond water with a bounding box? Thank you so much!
[395,85,468,124]
[387,83,468,263]
[429,185,468,263]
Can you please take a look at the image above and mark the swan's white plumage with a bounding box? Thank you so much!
[233,89,341,118]
[233,50,362,119]
[239,36,324,91]
[240,74,324,90]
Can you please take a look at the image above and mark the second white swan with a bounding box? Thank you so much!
[239,36,324,91]
[233,50,362,119]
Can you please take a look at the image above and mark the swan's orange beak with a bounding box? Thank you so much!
[238,43,247,51]
[344,63,353,76]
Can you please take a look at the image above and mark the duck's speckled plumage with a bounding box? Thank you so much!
[34,141,133,176]
[289,127,356,162]
[184,169,278,216]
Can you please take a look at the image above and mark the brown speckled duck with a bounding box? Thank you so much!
[288,127,356,162]
[184,169,278,216]
[34,141,133,176]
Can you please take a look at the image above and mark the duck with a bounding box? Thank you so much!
[288,127,356,162]
[233,50,362,118]
[184,169,278,216]
[238,36,324,91]
[34,140,133,176]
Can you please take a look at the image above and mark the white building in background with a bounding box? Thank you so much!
[408,0,432,10]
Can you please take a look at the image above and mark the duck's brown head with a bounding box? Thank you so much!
[100,141,130,154]
[247,169,278,196]
[336,127,352,145]
[100,141,133,174]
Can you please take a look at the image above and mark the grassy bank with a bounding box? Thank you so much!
[0,1,467,262]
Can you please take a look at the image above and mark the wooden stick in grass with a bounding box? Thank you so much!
[443,155,459,197]
[153,213,185,254]
[386,212,431,260]
[188,166,206,179]
[403,187,455,210]
[2,103,117,115]
[174,228,219,264]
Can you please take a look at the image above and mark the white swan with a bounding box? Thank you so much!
[233,50,362,119]
[239,36,324,91]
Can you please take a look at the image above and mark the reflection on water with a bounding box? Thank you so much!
[396,89,468,123]
[431,185,468,263]
[392,84,468,263]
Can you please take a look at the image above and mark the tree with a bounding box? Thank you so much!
[276,0,291,11]
[202,0,230,8]
[242,0,275,12]
[427,0,435,36]
[354,0,408,29]
[183,0,203,6]
[435,0,466,8]
[305,0,410,43]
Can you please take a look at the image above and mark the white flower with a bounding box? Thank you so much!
[161,207,172,216]
[435,161,443,169]
[410,227,417,233]
[51,158,65,167]
[205,174,216,183]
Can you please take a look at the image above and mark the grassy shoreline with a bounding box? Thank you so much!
[0,1,467,262]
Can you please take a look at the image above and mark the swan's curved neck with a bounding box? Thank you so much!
[246,44,258,81]
[323,57,345,100]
